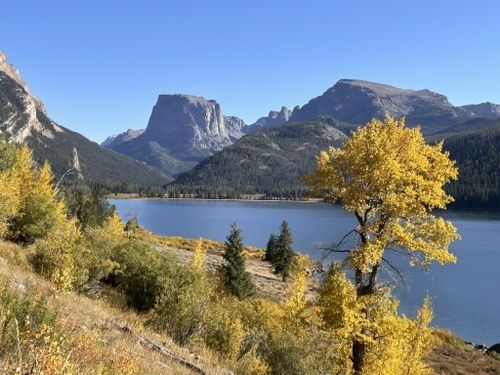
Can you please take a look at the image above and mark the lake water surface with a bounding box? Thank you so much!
[110,199,500,345]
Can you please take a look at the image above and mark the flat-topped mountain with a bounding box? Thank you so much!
[288,79,471,132]
[108,94,246,176]
[0,51,169,187]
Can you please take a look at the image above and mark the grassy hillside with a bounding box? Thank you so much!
[1,235,499,375]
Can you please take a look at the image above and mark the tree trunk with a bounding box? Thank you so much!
[352,264,379,373]
[352,339,365,374]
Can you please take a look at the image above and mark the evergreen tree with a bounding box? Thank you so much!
[273,220,296,281]
[220,223,255,300]
[264,233,278,262]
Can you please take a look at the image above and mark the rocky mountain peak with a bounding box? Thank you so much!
[461,102,500,118]
[250,106,292,130]
[142,94,245,148]
[0,51,25,87]
[0,52,63,142]
[101,128,145,148]
[289,78,468,131]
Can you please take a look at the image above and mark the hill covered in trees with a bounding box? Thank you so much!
[169,118,347,198]
[444,125,500,208]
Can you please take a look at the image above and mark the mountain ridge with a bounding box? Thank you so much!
[0,51,170,187]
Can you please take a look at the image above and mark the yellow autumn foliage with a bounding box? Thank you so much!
[307,116,458,373]
[307,116,459,272]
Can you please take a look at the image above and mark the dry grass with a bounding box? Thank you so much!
[132,228,265,259]
[158,244,318,301]
[0,240,226,374]
[427,329,500,375]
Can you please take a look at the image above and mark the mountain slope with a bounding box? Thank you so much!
[288,79,472,133]
[109,95,247,176]
[0,52,170,187]
[429,117,500,140]
[170,118,347,198]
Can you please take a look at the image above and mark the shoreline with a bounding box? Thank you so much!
[107,195,500,214]
[108,195,325,204]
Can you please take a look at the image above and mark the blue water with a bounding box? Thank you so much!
[110,199,500,345]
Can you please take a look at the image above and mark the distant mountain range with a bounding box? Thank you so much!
[104,79,500,178]
[0,52,170,187]
[1,50,499,207]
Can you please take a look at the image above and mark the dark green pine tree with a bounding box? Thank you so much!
[273,220,295,281]
[221,223,256,299]
[264,233,278,262]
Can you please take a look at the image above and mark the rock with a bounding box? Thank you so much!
[250,106,292,130]
[474,344,488,352]
[101,128,145,148]
[487,343,500,354]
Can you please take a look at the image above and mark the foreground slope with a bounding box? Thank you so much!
[171,118,347,198]
[0,52,170,187]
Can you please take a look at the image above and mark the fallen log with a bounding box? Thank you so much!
[117,324,207,374]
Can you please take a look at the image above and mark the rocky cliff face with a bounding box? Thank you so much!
[288,79,472,132]
[0,52,64,142]
[111,94,247,175]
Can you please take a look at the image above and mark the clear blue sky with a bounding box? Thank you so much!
[2,0,499,142]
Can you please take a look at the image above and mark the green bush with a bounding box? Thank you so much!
[153,265,211,344]
[111,241,173,311]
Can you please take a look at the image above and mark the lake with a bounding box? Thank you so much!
[110,198,500,346]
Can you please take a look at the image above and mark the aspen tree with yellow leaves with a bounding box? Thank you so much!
[9,146,66,243]
[307,116,459,373]
[0,140,20,238]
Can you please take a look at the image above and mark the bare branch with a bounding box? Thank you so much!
[381,257,407,287]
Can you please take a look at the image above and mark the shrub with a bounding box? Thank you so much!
[111,241,172,311]
[153,265,212,344]
[0,278,65,373]
[29,219,86,291]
